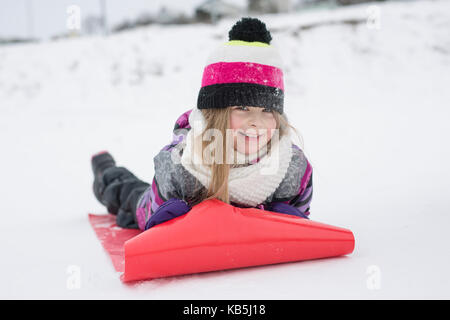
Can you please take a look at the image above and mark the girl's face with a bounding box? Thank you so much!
[229,106,277,155]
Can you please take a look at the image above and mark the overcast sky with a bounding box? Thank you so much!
[0,0,247,40]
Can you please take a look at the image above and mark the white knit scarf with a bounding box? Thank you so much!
[179,108,293,207]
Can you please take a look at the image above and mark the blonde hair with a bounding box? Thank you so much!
[191,107,303,205]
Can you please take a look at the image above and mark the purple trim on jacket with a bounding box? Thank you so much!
[299,160,313,196]
[161,109,193,152]
[289,160,313,217]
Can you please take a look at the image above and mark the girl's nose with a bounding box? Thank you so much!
[246,115,264,130]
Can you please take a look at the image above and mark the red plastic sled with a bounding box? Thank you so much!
[88,213,140,273]
[121,199,355,282]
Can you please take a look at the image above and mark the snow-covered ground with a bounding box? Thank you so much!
[1,0,449,299]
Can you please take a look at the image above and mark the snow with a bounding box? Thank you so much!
[1,0,450,299]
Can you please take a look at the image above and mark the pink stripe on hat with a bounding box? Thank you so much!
[201,62,284,91]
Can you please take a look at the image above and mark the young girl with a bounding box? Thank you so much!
[91,17,313,231]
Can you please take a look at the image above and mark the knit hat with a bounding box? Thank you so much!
[197,17,285,114]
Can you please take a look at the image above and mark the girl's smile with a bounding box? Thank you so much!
[239,130,262,139]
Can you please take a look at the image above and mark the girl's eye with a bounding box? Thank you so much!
[236,106,272,113]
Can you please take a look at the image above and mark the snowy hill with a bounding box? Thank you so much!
[1,0,449,299]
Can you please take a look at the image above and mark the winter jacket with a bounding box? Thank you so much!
[136,108,313,231]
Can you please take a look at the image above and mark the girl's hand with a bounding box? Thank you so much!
[145,198,192,230]
[264,202,309,219]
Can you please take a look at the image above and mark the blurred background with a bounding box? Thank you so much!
[1,0,449,299]
[1,0,395,42]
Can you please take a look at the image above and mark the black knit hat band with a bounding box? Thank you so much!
[197,83,284,114]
